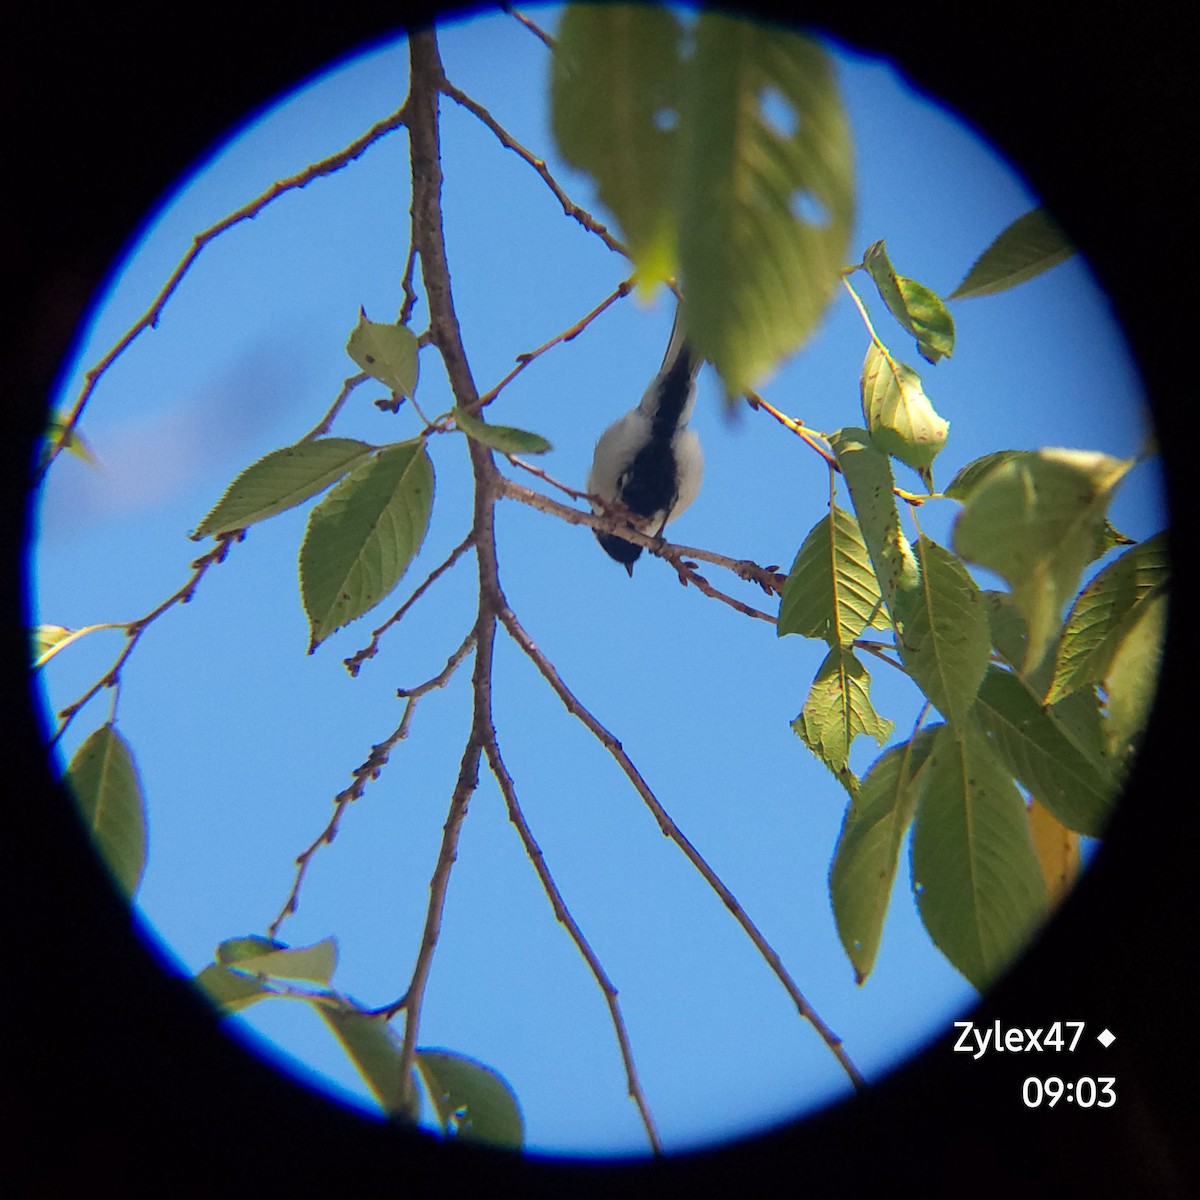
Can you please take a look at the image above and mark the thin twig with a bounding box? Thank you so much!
[498,601,867,1091]
[301,372,369,441]
[503,4,556,48]
[482,721,662,1151]
[52,533,241,743]
[344,530,477,675]
[476,278,635,409]
[495,474,787,602]
[438,75,628,258]
[267,631,476,939]
[42,103,412,480]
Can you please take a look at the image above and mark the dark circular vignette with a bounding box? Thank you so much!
[3,2,1194,1195]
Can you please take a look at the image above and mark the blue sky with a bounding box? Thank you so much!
[33,6,1164,1158]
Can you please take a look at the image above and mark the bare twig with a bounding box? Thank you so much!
[476,277,635,409]
[498,601,866,1091]
[41,103,412,480]
[301,372,369,441]
[482,724,662,1151]
[344,530,476,675]
[494,474,787,605]
[52,532,241,743]
[438,75,628,258]
[267,631,477,939]
[503,4,556,48]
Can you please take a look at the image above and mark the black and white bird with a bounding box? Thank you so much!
[586,307,704,574]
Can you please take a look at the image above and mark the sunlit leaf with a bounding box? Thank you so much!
[911,724,1047,990]
[792,646,893,779]
[1046,532,1168,704]
[829,427,919,611]
[346,310,419,398]
[453,406,552,456]
[194,963,273,1014]
[415,1049,524,1149]
[193,438,377,538]
[679,15,854,392]
[830,728,937,982]
[973,666,1118,836]
[1028,799,1081,910]
[860,342,949,484]
[1103,587,1167,758]
[222,937,339,985]
[300,440,435,652]
[953,449,1131,674]
[550,4,684,286]
[777,505,885,644]
[33,624,75,667]
[897,535,991,729]
[949,207,1074,300]
[64,724,147,897]
[862,240,955,363]
[316,1004,415,1120]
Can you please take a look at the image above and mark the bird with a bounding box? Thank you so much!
[586,306,704,575]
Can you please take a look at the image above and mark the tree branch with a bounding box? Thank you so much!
[41,103,412,480]
[497,600,866,1091]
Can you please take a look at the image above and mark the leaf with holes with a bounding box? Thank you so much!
[679,15,854,393]
[551,4,684,286]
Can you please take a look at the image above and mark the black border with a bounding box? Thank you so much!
[4,3,1195,1194]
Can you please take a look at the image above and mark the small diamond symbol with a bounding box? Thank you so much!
[1097,1028,1116,1048]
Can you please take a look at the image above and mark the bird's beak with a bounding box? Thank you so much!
[623,562,635,578]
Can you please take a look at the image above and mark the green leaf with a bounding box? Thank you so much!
[896,536,991,729]
[64,724,147,897]
[860,342,949,485]
[944,450,1023,503]
[792,646,893,779]
[316,1004,415,1120]
[830,728,937,983]
[550,5,684,286]
[194,963,273,1015]
[829,427,920,612]
[346,310,419,398]
[1103,588,1167,758]
[46,413,101,467]
[221,937,339,986]
[953,449,1131,674]
[678,16,854,393]
[1046,532,1169,704]
[300,440,435,652]
[949,207,1074,300]
[452,406,552,456]
[216,935,287,965]
[777,505,886,645]
[33,624,74,667]
[973,666,1118,836]
[911,724,1047,990]
[193,438,377,538]
[415,1049,525,1150]
[862,241,955,363]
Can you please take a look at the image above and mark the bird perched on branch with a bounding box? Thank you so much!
[586,307,704,574]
